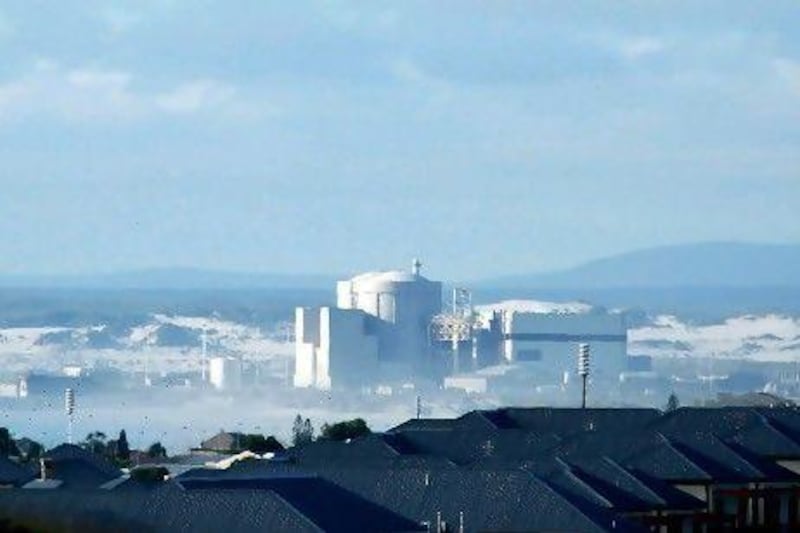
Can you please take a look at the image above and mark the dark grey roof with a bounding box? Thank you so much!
[564,457,704,512]
[46,443,122,479]
[45,458,121,489]
[6,406,800,532]
[0,483,319,532]
[482,407,661,434]
[0,456,35,487]
[179,476,423,532]
[387,418,462,433]
[658,432,764,483]
[290,433,401,467]
[727,418,800,458]
[317,466,643,532]
[625,434,712,482]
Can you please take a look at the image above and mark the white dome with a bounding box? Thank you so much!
[349,270,426,287]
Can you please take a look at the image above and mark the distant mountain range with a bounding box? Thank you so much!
[0,242,796,290]
[0,268,335,290]
[479,242,800,289]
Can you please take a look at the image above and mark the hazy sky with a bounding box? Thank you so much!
[0,1,798,279]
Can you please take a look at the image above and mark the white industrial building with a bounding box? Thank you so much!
[0,377,28,399]
[497,309,627,382]
[294,262,629,391]
[440,301,629,393]
[209,356,243,391]
[294,260,442,390]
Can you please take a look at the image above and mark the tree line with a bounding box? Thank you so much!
[1,414,373,465]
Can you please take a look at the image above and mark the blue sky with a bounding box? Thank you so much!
[0,1,798,279]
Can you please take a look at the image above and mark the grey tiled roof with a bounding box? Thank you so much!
[0,456,35,487]
[179,476,423,532]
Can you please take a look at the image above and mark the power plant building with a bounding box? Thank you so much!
[294,263,628,391]
[294,261,441,390]
[498,309,628,382]
[209,356,243,391]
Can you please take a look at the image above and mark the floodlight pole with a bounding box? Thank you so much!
[578,344,590,409]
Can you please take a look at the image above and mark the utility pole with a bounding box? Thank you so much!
[578,343,590,409]
[416,395,422,419]
[65,388,75,444]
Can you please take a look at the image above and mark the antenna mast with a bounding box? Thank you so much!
[578,343,590,409]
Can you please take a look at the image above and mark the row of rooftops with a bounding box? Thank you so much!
[3,406,800,531]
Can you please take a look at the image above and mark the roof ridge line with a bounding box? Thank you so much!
[269,489,326,533]
[555,458,614,509]
[534,467,615,531]
[601,456,666,507]
[656,433,713,481]
[760,415,800,451]
[712,437,768,478]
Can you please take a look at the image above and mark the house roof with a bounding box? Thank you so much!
[46,444,122,479]
[290,434,400,467]
[179,476,424,532]
[481,407,661,434]
[0,483,320,532]
[199,430,245,451]
[0,456,35,486]
[316,466,644,532]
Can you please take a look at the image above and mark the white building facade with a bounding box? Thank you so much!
[209,356,243,391]
[500,311,628,383]
[294,261,442,390]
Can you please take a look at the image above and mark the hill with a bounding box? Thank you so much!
[0,268,335,290]
[480,242,800,289]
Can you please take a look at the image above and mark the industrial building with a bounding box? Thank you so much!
[0,377,27,399]
[294,261,629,391]
[208,356,243,391]
[294,260,441,389]
[496,305,627,382]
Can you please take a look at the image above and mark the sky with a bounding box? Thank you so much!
[0,1,798,280]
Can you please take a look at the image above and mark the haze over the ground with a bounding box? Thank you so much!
[0,2,798,279]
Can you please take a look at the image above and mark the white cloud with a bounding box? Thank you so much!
[98,6,143,35]
[773,58,800,96]
[0,80,27,116]
[618,37,666,60]
[0,9,13,39]
[0,61,242,123]
[0,61,142,120]
[67,68,132,90]
[155,80,236,114]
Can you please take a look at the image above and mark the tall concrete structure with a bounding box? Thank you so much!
[209,356,243,391]
[294,260,442,390]
[294,306,379,389]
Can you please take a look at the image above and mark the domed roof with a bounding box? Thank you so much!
[349,270,427,286]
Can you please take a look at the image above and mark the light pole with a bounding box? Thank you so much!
[578,344,590,409]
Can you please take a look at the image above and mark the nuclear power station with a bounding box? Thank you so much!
[293,260,628,391]
[294,260,442,389]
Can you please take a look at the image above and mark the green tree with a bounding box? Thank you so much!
[291,414,314,446]
[665,392,680,412]
[241,434,284,454]
[117,430,130,461]
[0,428,18,457]
[320,418,371,441]
[130,466,169,483]
[82,431,108,455]
[24,440,44,462]
[147,441,167,459]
